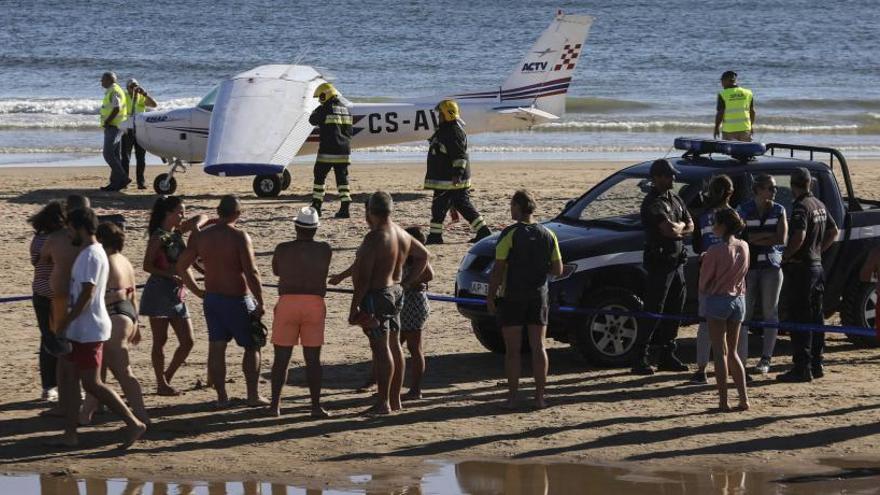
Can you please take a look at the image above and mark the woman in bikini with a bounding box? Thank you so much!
[81,222,149,425]
[140,196,206,395]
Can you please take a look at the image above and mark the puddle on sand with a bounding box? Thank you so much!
[4,458,880,494]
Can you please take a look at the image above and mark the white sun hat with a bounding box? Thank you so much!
[294,206,320,229]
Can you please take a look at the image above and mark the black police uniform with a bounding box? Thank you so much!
[424,119,489,243]
[780,191,837,379]
[635,185,692,370]
[309,95,353,215]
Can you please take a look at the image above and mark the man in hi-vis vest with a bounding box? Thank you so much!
[99,71,129,192]
[713,71,756,142]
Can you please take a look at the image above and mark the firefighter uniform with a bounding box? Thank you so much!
[424,99,491,245]
[309,83,353,218]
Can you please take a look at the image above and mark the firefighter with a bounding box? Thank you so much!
[309,82,353,218]
[424,99,491,245]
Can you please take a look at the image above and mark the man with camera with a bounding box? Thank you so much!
[122,79,157,190]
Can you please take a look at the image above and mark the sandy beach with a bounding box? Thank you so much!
[1,159,880,489]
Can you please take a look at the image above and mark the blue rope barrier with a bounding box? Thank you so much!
[3,285,875,339]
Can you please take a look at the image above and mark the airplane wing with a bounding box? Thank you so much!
[493,106,559,126]
[204,65,325,177]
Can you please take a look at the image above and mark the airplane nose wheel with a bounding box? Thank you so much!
[253,174,282,197]
[281,169,292,190]
[153,173,177,195]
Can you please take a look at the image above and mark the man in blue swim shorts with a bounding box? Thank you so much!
[177,195,267,407]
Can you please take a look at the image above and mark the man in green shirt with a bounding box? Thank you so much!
[487,190,563,409]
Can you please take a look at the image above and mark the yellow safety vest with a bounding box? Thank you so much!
[719,86,753,133]
[100,83,128,127]
[127,92,147,115]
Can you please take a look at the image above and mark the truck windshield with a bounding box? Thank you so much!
[196,86,219,112]
[561,174,695,226]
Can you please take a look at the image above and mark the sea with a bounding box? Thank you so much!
[1,0,878,165]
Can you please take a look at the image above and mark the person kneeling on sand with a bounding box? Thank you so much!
[269,207,332,418]
[487,190,563,410]
[350,192,430,415]
[54,208,146,448]
[177,195,267,408]
[699,208,750,412]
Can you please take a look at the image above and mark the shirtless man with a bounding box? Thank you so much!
[350,191,430,414]
[177,195,267,407]
[41,195,91,336]
[269,206,332,418]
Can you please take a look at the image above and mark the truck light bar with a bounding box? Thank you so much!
[674,137,766,159]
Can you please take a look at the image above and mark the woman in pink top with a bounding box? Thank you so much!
[699,208,750,412]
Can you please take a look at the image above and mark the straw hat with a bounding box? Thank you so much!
[294,206,320,229]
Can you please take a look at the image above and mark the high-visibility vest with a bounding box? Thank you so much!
[719,86,753,133]
[127,92,147,115]
[100,83,128,127]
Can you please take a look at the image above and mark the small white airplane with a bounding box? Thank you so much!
[127,12,593,197]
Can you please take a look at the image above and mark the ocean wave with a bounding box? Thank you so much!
[0,97,200,116]
[761,98,880,111]
[534,120,871,134]
[565,97,654,113]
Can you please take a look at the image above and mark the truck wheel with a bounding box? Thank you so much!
[153,173,177,195]
[568,287,643,367]
[253,174,282,197]
[841,281,879,348]
[281,169,292,190]
[471,318,530,354]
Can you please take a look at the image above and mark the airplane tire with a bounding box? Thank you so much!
[153,174,177,195]
[253,174,282,197]
[281,169,292,190]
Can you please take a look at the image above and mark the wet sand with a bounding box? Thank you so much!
[1,159,880,489]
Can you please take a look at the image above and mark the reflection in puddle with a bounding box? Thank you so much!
[4,458,880,494]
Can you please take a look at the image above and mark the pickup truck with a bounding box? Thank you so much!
[455,138,880,366]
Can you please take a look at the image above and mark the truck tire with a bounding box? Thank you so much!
[471,318,530,354]
[841,281,879,348]
[568,287,643,367]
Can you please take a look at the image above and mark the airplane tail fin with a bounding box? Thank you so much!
[500,12,593,117]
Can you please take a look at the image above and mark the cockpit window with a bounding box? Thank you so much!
[197,86,219,112]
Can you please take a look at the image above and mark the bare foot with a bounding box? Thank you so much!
[120,422,147,449]
[719,402,731,413]
[78,408,95,426]
[735,401,751,412]
[267,406,281,417]
[360,403,391,416]
[311,407,332,419]
[534,397,548,410]
[246,396,270,407]
[401,390,422,401]
[212,397,232,410]
[156,384,181,396]
[390,401,403,412]
[356,381,376,393]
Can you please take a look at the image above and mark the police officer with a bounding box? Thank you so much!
[122,79,158,190]
[633,159,694,375]
[424,99,491,245]
[713,71,756,142]
[777,168,839,382]
[309,82,353,218]
[99,71,129,192]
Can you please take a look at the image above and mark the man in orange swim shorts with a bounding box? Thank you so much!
[269,206,332,418]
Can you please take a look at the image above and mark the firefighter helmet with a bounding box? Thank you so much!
[435,99,460,122]
[313,82,339,103]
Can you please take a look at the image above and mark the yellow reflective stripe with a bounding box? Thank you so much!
[452,159,468,169]
[470,217,485,232]
[316,154,351,164]
[437,143,448,154]
[429,223,444,234]
[324,115,353,125]
[423,179,471,190]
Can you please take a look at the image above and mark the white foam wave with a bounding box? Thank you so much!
[535,120,863,133]
[0,97,200,116]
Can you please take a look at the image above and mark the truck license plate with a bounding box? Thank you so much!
[470,282,489,296]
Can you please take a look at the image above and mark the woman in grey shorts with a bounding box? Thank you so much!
[699,208,750,412]
[399,227,434,400]
[140,196,206,395]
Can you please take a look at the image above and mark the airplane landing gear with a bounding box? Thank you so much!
[154,158,187,195]
[281,169,292,190]
[253,174,282,197]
